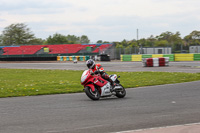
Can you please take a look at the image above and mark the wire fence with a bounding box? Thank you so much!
[1,45,200,61]
[106,46,200,60]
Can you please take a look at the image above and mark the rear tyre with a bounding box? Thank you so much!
[115,84,126,98]
[85,86,100,100]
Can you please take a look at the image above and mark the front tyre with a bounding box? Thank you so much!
[85,86,100,100]
[115,84,126,98]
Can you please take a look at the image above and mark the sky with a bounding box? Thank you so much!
[0,0,200,43]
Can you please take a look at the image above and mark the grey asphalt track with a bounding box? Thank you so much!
[0,61,200,73]
[0,61,200,133]
[0,81,200,133]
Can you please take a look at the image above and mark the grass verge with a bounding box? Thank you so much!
[0,69,200,98]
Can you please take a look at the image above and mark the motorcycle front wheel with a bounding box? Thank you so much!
[115,84,126,98]
[84,86,100,100]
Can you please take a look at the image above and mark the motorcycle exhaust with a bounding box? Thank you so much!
[114,86,123,91]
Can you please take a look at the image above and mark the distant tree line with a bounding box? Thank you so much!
[0,23,200,53]
[0,23,90,46]
[116,31,200,53]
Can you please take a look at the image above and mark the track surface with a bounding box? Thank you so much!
[0,61,200,73]
[1,81,200,133]
[0,61,200,133]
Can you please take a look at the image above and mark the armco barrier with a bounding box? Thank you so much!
[122,55,132,61]
[63,56,67,61]
[120,55,123,61]
[121,54,200,62]
[0,53,96,61]
[57,56,61,61]
[152,54,163,58]
[142,54,152,59]
[132,55,142,61]
[79,56,86,61]
[57,55,89,61]
[60,56,63,61]
[174,54,194,61]
[163,54,174,61]
[143,57,169,67]
[194,54,200,61]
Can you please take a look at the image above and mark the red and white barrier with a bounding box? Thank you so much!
[142,57,169,67]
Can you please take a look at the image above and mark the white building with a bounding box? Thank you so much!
[140,47,172,54]
[189,46,200,53]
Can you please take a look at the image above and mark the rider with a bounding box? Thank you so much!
[86,59,116,90]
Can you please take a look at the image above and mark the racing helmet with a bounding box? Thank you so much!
[86,59,95,69]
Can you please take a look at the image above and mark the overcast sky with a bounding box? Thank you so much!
[0,0,200,43]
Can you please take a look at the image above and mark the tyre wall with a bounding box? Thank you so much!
[121,54,200,62]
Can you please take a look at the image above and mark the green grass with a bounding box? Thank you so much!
[0,69,200,98]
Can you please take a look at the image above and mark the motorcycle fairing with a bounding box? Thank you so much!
[83,75,107,92]
[93,76,108,87]
[81,69,112,96]
[85,84,95,92]
[110,74,117,82]
[100,82,112,96]
[81,70,91,85]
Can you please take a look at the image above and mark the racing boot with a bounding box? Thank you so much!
[109,79,116,92]
[101,73,116,92]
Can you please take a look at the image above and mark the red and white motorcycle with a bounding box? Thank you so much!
[81,69,126,100]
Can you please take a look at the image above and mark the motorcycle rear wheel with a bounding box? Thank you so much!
[85,86,100,100]
[115,84,126,98]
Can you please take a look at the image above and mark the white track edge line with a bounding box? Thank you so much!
[113,122,200,133]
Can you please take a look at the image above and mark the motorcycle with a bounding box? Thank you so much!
[81,69,126,100]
